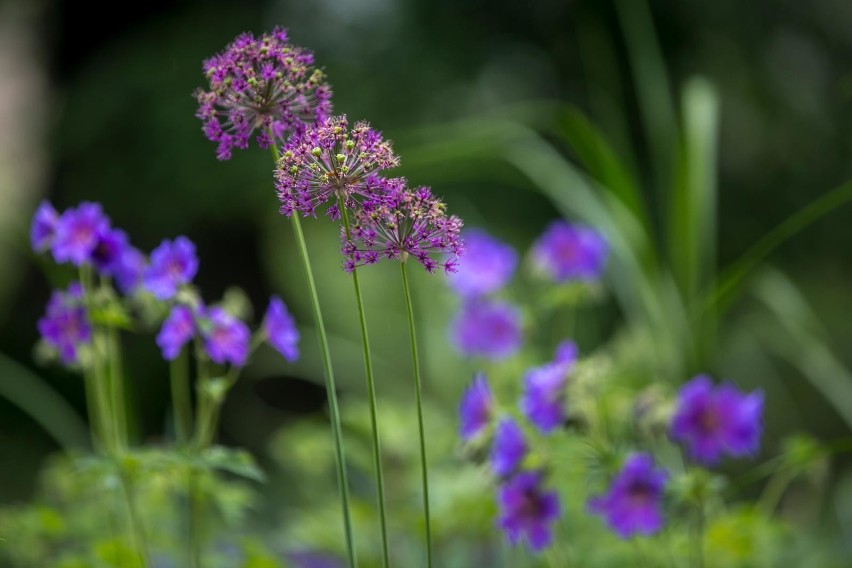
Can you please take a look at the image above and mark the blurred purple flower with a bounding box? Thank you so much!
[670,375,764,465]
[31,201,59,252]
[588,453,667,539]
[263,295,299,362]
[195,27,332,160]
[143,237,199,300]
[451,299,521,360]
[521,340,578,434]
[51,202,109,266]
[37,282,90,364]
[114,247,147,295]
[446,229,516,296]
[202,307,250,366]
[276,115,399,218]
[156,305,195,361]
[532,220,608,283]
[342,178,463,273]
[491,417,527,477]
[459,373,493,441]
[498,471,560,552]
[288,551,344,568]
[90,227,130,276]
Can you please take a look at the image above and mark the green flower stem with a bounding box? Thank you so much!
[271,140,357,568]
[170,347,193,445]
[120,470,150,567]
[189,337,209,568]
[340,200,390,567]
[399,260,433,568]
[107,326,128,448]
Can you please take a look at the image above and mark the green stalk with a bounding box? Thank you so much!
[271,140,357,568]
[340,201,390,567]
[399,260,433,567]
[108,326,128,448]
[120,471,150,567]
[170,347,192,445]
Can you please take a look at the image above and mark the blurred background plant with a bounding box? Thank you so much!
[1,0,852,566]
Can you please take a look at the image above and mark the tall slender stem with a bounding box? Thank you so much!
[399,260,433,567]
[107,326,128,448]
[340,201,390,567]
[271,140,357,568]
[170,347,192,445]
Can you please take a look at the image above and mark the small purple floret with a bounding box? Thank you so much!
[491,417,527,477]
[459,373,493,441]
[521,340,578,434]
[498,471,561,552]
[156,305,195,361]
[37,282,91,364]
[51,202,110,266]
[31,201,59,252]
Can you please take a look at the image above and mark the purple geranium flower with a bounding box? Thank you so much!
[342,177,464,273]
[51,202,110,266]
[451,299,522,360]
[498,471,561,552]
[142,237,199,300]
[275,115,399,218]
[459,373,494,441]
[156,305,196,361]
[263,295,300,362]
[491,417,527,477]
[90,227,130,276]
[194,27,332,160]
[201,307,250,366]
[670,375,764,465]
[532,220,608,283]
[114,247,147,295]
[446,229,516,296]
[31,201,59,252]
[521,340,578,433]
[37,282,91,364]
[588,453,668,539]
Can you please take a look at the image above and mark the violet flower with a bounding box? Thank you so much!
[142,237,199,300]
[498,471,561,552]
[201,307,250,367]
[588,453,668,539]
[51,202,109,266]
[30,201,59,252]
[521,340,578,434]
[446,229,516,297]
[37,282,91,364]
[491,417,527,477]
[451,299,521,360]
[532,220,608,283]
[459,373,493,441]
[263,295,300,363]
[156,305,196,361]
[195,27,332,160]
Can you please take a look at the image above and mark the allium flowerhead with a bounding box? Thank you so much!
[275,115,399,218]
[532,220,608,283]
[459,373,494,441]
[342,178,463,273]
[114,247,147,295]
[670,375,764,465]
[90,227,130,276]
[195,27,332,160]
[31,201,59,252]
[491,417,527,477]
[142,237,199,300]
[51,202,110,266]
[446,229,516,297]
[451,299,522,360]
[588,453,668,539]
[156,305,195,361]
[263,295,300,362]
[498,471,561,552]
[521,340,578,434]
[37,282,91,364]
[201,307,250,366]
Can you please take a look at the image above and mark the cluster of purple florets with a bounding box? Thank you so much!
[31,201,300,369]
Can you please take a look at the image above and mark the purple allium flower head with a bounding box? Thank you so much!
[51,202,110,266]
[156,305,195,361]
[491,417,527,477]
[342,178,464,273]
[670,375,764,465]
[446,229,516,296]
[498,471,561,552]
[459,373,494,441]
[142,237,199,300]
[37,282,91,364]
[201,307,250,366]
[275,115,399,218]
[90,227,130,276]
[194,27,332,160]
[588,453,668,539]
[532,220,608,283]
[521,340,578,434]
[451,299,522,360]
[31,201,59,252]
[263,295,299,362]
[113,247,147,295]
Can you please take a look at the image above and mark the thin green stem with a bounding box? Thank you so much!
[189,337,209,568]
[170,347,193,445]
[340,201,390,567]
[107,326,128,448]
[400,260,433,567]
[120,471,149,567]
[271,140,357,568]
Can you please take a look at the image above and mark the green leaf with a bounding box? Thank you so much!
[200,446,266,482]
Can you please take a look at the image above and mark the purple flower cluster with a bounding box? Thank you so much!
[342,178,463,273]
[37,282,91,364]
[670,375,764,465]
[532,220,608,283]
[588,453,667,539]
[194,27,332,160]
